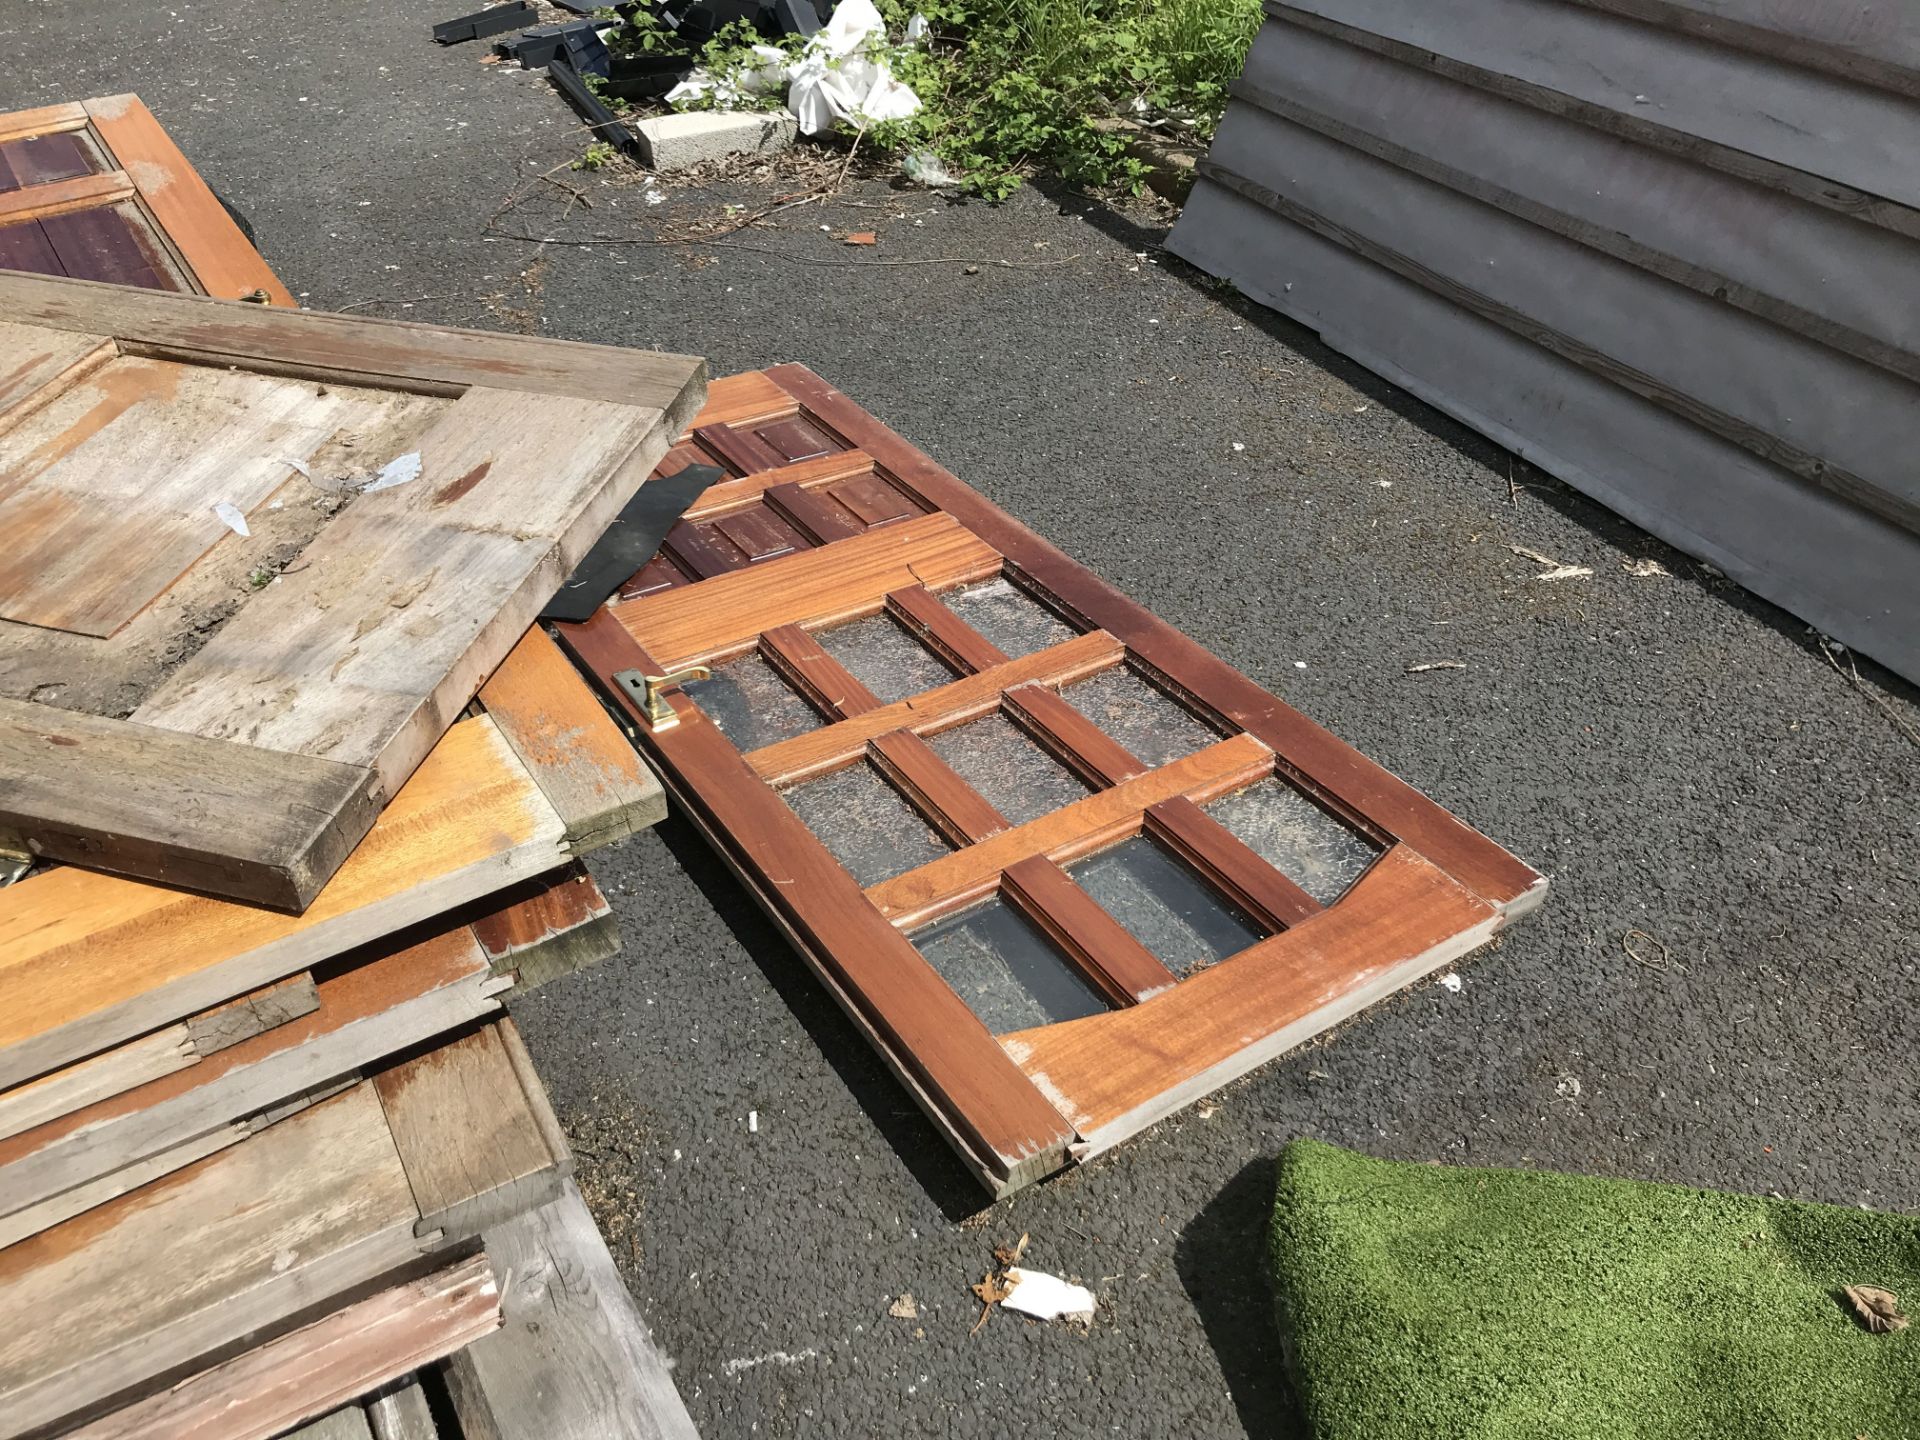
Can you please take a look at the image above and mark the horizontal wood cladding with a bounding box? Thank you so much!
[1172,1,1920,683]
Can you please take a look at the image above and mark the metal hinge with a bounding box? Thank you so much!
[613,666,710,730]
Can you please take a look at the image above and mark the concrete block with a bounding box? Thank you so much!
[633,111,797,172]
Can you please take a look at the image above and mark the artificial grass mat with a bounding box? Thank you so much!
[1270,1141,1919,1439]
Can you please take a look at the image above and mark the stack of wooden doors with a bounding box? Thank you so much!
[0,97,702,1440]
[561,365,1546,1196]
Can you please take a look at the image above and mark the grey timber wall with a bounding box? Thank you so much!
[1169,0,1920,683]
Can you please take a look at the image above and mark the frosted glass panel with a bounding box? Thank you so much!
[1206,778,1380,904]
[913,896,1109,1034]
[1070,836,1263,976]
[684,654,820,751]
[816,613,957,702]
[1062,667,1220,767]
[943,577,1078,657]
[925,713,1090,826]
[784,761,951,886]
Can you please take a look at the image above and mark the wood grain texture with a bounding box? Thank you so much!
[0,271,706,411]
[0,1122,247,1252]
[885,584,1010,674]
[373,1019,569,1242]
[761,623,885,718]
[0,104,89,145]
[1146,794,1323,929]
[0,714,567,1091]
[868,729,1010,845]
[866,734,1276,927]
[766,365,1545,914]
[468,864,619,988]
[674,368,792,434]
[562,609,1074,1191]
[0,321,112,421]
[999,847,1496,1152]
[0,354,409,636]
[365,1381,440,1440]
[476,625,665,850]
[1001,855,1177,1004]
[612,511,1002,671]
[0,1083,425,1439]
[284,1409,374,1440]
[443,1180,698,1440]
[1002,682,1151,786]
[186,971,322,1056]
[745,630,1125,785]
[0,970,320,1144]
[0,170,131,225]
[65,1254,498,1440]
[0,698,380,910]
[83,94,297,306]
[131,387,665,795]
[0,928,506,1237]
[682,449,875,519]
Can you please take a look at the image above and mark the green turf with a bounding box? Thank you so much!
[1268,1141,1920,1439]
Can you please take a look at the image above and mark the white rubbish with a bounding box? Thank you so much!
[363,452,422,494]
[785,0,921,135]
[665,42,788,110]
[1001,1268,1096,1323]
[748,1109,759,1132]
[213,501,250,537]
[282,457,313,479]
[1439,973,1463,993]
[903,11,930,44]
[901,149,959,188]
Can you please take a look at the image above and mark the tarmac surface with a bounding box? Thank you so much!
[7,6,1917,1434]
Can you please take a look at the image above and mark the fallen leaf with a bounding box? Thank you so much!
[888,1293,919,1320]
[1623,558,1671,578]
[970,1271,1012,1335]
[844,231,878,246]
[1844,1286,1908,1333]
[993,1232,1030,1268]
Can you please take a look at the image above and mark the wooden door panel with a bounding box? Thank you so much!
[560,366,1546,1194]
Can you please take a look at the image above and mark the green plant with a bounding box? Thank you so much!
[574,139,619,171]
[605,0,1259,194]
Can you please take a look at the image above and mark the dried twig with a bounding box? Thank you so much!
[333,294,458,313]
[1622,928,1676,972]
[1819,639,1920,750]
[1405,659,1467,674]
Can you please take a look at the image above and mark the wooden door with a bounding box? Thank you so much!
[561,366,1546,1195]
[0,96,291,303]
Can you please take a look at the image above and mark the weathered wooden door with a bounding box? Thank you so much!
[563,365,1545,1194]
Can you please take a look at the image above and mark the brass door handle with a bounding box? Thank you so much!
[613,666,710,729]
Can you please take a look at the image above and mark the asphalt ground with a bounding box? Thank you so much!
[6,8,1917,1435]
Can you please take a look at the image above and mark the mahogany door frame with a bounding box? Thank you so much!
[563,370,1546,1195]
[0,95,293,304]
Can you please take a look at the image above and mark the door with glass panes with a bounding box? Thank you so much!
[562,365,1545,1195]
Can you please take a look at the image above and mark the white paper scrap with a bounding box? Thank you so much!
[363,452,422,493]
[213,501,250,537]
[1002,1268,1096,1322]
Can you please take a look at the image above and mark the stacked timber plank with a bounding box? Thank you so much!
[1171,0,1920,683]
[0,95,704,1438]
